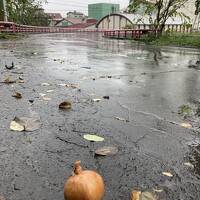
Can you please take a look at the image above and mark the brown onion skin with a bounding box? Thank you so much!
[64,161,105,200]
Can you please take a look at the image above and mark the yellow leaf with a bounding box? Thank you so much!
[10,120,24,132]
[131,190,141,200]
[83,134,104,142]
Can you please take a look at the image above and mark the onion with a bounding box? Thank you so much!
[64,161,105,200]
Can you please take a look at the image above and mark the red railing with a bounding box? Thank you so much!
[0,21,100,33]
[103,29,157,39]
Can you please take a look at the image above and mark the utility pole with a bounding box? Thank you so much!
[2,0,8,21]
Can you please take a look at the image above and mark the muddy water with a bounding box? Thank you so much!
[0,33,200,200]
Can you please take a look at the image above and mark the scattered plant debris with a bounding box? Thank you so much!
[12,92,22,99]
[95,146,118,156]
[114,117,129,122]
[92,98,101,102]
[59,101,72,110]
[10,116,41,132]
[162,172,173,177]
[184,162,194,169]
[83,134,104,142]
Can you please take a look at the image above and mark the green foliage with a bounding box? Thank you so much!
[128,0,190,33]
[195,0,200,14]
[0,0,49,26]
[140,32,200,48]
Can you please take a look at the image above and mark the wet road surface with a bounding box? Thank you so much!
[0,33,200,200]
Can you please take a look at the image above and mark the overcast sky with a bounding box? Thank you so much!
[42,0,130,16]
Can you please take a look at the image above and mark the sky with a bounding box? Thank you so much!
[42,0,130,16]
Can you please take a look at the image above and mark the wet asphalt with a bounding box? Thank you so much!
[0,33,200,200]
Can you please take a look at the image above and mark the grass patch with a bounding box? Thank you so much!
[139,32,200,48]
[0,33,25,40]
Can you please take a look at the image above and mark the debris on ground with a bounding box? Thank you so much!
[5,62,14,70]
[46,90,54,93]
[162,172,173,177]
[114,117,129,122]
[178,104,194,118]
[39,93,46,97]
[12,92,22,99]
[10,116,41,132]
[59,101,72,110]
[153,188,163,193]
[83,134,104,142]
[41,83,50,86]
[1,77,16,84]
[65,83,79,89]
[180,122,192,129]
[103,96,109,99]
[92,98,101,102]
[95,146,118,156]
[131,191,157,200]
[188,60,200,70]
[184,162,194,169]
[42,97,51,101]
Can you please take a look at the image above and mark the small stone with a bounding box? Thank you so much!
[103,96,110,99]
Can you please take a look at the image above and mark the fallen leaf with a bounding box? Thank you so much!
[83,134,104,142]
[17,80,24,83]
[41,83,50,86]
[39,93,46,97]
[162,172,173,177]
[46,90,54,93]
[10,119,25,132]
[153,188,163,193]
[131,190,141,200]
[12,92,22,99]
[58,83,67,87]
[114,117,129,122]
[180,122,192,129]
[184,162,194,168]
[66,83,79,89]
[141,191,157,200]
[10,116,41,132]
[2,77,16,84]
[95,146,118,156]
[59,101,72,109]
[43,97,51,101]
[92,98,101,102]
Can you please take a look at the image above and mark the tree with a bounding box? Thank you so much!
[0,1,4,20]
[195,0,200,15]
[128,0,190,33]
[0,0,49,26]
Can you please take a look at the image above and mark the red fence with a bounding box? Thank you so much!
[103,29,157,39]
[0,21,99,33]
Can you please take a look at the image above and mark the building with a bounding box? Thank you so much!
[88,3,120,21]
[55,18,86,27]
[67,11,85,19]
[96,13,191,32]
[46,13,63,26]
